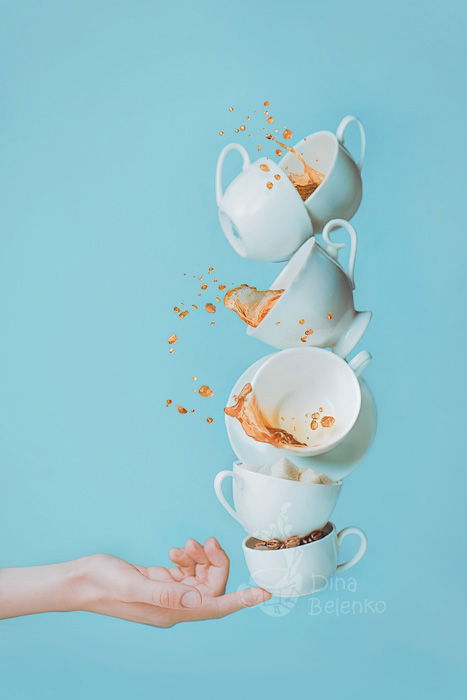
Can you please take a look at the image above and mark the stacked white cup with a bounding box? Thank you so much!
[213,116,373,597]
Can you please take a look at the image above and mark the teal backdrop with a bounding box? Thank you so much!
[1,1,466,698]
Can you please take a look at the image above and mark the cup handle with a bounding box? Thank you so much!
[348,350,372,377]
[213,470,241,524]
[336,115,366,171]
[336,527,367,572]
[322,219,358,289]
[215,143,251,205]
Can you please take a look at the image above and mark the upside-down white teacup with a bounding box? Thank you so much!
[215,143,313,262]
[247,219,371,357]
[242,523,367,597]
[214,461,342,539]
[279,115,365,232]
[248,346,372,457]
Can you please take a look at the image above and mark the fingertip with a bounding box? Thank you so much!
[241,587,271,607]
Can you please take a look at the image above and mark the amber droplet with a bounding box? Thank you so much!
[283,129,293,139]
[264,100,270,106]
[219,131,224,136]
[206,417,214,423]
[266,182,273,189]
[215,296,221,302]
[177,406,188,414]
[305,328,314,335]
[319,407,323,412]
[300,336,307,342]
[208,267,214,272]
[166,399,172,407]
[327,312,333,320]
[229,106,234,112]
[266,116,274,123]
[260,163,270,172]
[275,321,281,326]
[192,304,198,309]
[201,283,208,290]
[190,409,195,413]
[169,348,175,354]
[311,412,320,419]
[321,416,335,428]
[240,125,246,131]
[265,133,273,140]
[275,149,283,156]
[179,310,189,318]
[198,276,203,280]
[311,420,319,430]
[218,284,226,290]
[274,174,281,180]
[210,321,215,326]
[173,306,180,313]
[199,385,214,398]
[205,303,216,313]
[234,129,239,133]
[167,334,177,344]
[299,319,305,324]
[246,116,250,120]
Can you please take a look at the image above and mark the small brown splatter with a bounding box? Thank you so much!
[327,312,333,320]
[173,306,180,313]
[169,348,175,354]
[275,149,283,156]
[190,409,195,413]
[210,321,215,326]
[239,125,246,131]
[179,310,189,319]
[299,319,305,325]
[264,100,270,106]
[208,267,214,272]
[311,412,320,419]
[218,284,226,290]
[199,385,214,398]
[274,174,281,180]
[260,163,270,172]
[305,329,314,335]
[319,407,323,412]
[300,336,307,342]
[166,399,172,407]
[201,283,208,290]
[229,107,234,112]
[283,129,293,139]
[234,128,239,133]
[275,321,281,326]
[265,133,273,140]
[167,334,177,345]
[215,296,221,302]
[206,417,214,423]
[192,304,198,309]
[266,116,274,123]
[177,406,187,414]
[266,182,273,189]
[321,416,335,428]
[311,420,319,430]
[198,276,203,280]
[205,303,216,313]
[219,131,224,136]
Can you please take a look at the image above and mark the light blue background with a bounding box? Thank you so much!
[1,1,466,697]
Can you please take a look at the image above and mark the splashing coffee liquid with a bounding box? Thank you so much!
[224,284,284,328]
[267,134,325,201]
[224,383,307,449]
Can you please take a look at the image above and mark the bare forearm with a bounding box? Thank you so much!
[0,559,88,619]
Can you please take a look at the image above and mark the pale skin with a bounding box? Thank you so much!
[0,537,271,626]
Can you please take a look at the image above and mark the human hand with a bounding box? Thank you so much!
[78,537,270,626]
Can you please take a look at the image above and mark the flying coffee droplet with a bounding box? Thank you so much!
[283,129,293,139]
[321,416,335,428]
[274,174,281,180]
[167,334,177,344]
[266,116,274,123]
[201,283,208,290]
[327,312,333,319]
[229,107,234,112]
[218,284,226,290]
[179,310,189,318]
[246,115,250,120]
[198,385,214,398]
[265,133,273,140]
[177,406,188,414]
[219,131,224,136]
[305,328,314,335]
[264,100,270,106]
[266,182,273,189]
[239,125,246,131]
[234,128,239,133]
[275,149,283,156]
[311,412,320,419]
[205,303,216,313]
[300,336,307,342]
[206,417,214,423]
[299,319,305,324]
[260,163,270,172]
[173,306,180,313]
[311,420,319,430]
[166,399,172,406]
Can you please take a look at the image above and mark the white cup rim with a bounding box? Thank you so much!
[233,460,342,487]
[242,522,336,553]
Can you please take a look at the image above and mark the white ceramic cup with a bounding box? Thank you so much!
[249,346,372,456]
[247,219,371,357]
[242,523,367,597]
[214,461,342,539]
[279,115,365,232]
[215,143,313,262]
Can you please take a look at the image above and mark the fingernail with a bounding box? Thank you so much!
[242,588,270,606]
[181,589,201,608]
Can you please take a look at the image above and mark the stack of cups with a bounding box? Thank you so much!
[213,116,372,598]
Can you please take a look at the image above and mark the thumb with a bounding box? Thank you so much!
[204,587,271,619]
[130,578,203,610]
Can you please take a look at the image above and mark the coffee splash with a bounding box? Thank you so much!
[224,284,284,328]
[224,383,307,449]
[266,133,325,201]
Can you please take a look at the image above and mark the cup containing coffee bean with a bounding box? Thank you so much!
[242,522,367,596]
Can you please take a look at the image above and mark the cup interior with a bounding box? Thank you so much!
[279,131,338,199]
[252,348,361,453]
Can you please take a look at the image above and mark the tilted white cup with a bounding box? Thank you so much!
[279,115,365,232]
[215,143,313,262]
[214,461,342,539]
[249,346,372,457]
[242,522,367,597]
[247,219,371,358]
